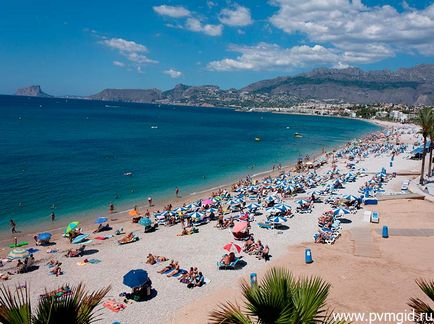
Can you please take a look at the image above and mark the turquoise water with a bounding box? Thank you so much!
[0,95,379,232]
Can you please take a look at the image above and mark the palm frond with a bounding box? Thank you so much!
[33,283,110,324]
[209,301,252,324]
[0,284,32,324]
[408,279,434,323]
[416,279,434,303]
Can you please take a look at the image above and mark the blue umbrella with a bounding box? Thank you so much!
[37,232,52,241]
[123,269,149,288]
[72,233,90,244]
[296,199,309,205]
[139,217,152,227]
[95,217,108,224]
[270,216,287,224]
[333,208,350,216]
[266,207,282,214]
[344,195,358,202]
[274,203,291,212]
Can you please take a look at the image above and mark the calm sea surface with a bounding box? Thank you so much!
[0,95,380,232]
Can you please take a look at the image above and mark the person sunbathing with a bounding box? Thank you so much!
[65,245,85,257]
[50,265,62,277]
[257,245,270,261]
[118,232,135,244]
[46,260,61,267]
[243,237,254,252]
[179,267,194,281]
[0,273,9,281]
[158,260,176,274]
[177,227,194,236]
[166,262,180,277]
[146,254,156,265]
[220,254,231,265]
[93,223,110,233]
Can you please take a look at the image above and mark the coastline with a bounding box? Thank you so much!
[0,116,384,246]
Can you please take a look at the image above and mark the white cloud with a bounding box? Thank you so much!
[208,43,342,71]
[269,0,434,58]
[113,60,125,67]
[186,18,223,36]
[164,69,183,78]
[101,37,158,69]
[219,5,253,27]
[153,5,191,18]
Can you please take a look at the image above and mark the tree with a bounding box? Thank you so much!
[209,267,343,324]
[416,107,433,185]
[428,125,434,179]
[408,279,434,323]
[0,283,110,324]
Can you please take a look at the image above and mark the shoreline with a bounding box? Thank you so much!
[0,118,386,246]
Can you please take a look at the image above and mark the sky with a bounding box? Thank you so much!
[0,0,434,95]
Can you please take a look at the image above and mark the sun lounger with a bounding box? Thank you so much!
[217,258,240,270]
[258,222,273,229]
[371,211,379,223]
[363,210,372,222]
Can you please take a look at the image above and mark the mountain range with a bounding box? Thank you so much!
[15,64,434,106]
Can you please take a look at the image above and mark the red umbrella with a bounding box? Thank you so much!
[223,242,242,254]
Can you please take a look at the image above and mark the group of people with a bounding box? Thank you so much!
[243,236,270,261]
[156,259,205,288]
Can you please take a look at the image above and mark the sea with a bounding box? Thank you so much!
[0,95,380,233]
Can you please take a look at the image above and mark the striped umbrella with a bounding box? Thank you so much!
[246,203,261,210]
[223,242,242,254]
[65,221,79,234]
[270,216,287,224]
[189,212,204,220]
[274,203,291,212]
[8,248,30,261]
[344,195,358,202]
[296,199,309,205]
[333,208,350,216]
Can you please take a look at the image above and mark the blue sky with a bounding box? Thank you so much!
[0,0,433,95]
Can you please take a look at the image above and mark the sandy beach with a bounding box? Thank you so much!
[1,120,431,324]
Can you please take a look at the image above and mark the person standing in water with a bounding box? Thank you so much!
[50,211,55,222]
[175,187,180,198]
[10,219,16,234]
[109,202,115,213]
[148,197,153,207]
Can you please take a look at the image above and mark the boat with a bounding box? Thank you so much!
[124,172,133,176]
[255,137,261,142]
[294,133,303,138]
[151,126,158,129]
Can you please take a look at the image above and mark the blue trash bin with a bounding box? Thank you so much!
[382,226,389,238]
[389,161,393,167]
[250,273,257,287]
[305,248,313,264]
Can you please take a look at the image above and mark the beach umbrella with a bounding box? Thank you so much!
[138,217,152,227]
[212,196,222,203]
[232,221,248,233]
[266,207,282,215]
[344,195,358,202]
[123,269,149,288]
[284,185,295,192]
[228,199,242,205]
[264,196,276,203]
[129,209,139,216]
[173,207,187,213]
[333,208,350,216]
[310,190,322,196]
[37,232,52,241]
[8,248,30,260]
[296,199,309,205]
[207,207,218,213]
[202,199,213,206]
[223,242,242,254]
[274,203,291,212]
[95,217,108,224]
[65,221,79,234]
[72,233,90,244]
[246,203,261,210]
[270,216,287,224]
[189,212,204,219]
[186,203,199,210]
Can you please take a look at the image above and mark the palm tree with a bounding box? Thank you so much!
[0,283,110,324]
[209,267,342,323]
[416,107,433,185]
[408,279,434,323]
[428,125,434,180]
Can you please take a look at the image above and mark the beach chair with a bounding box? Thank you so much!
[371,211,380,223]
[258,222,273,229]
[217,258,240,270]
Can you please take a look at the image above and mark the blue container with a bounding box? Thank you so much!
[305,248,313,264]
[382,226,389,238]
[391,155,395,161]
[250,273,257,287]
[389,161,393,167]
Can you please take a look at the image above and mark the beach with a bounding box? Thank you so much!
[0,119,431,324]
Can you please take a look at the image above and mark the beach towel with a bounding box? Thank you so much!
[46,249,58,254]
[88,259,101,264]
[172,269,187,278]
[103,299,126,313]
[95,236,107,240]
[27,248,39,254]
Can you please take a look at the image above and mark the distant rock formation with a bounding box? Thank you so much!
[15,85,51,97]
